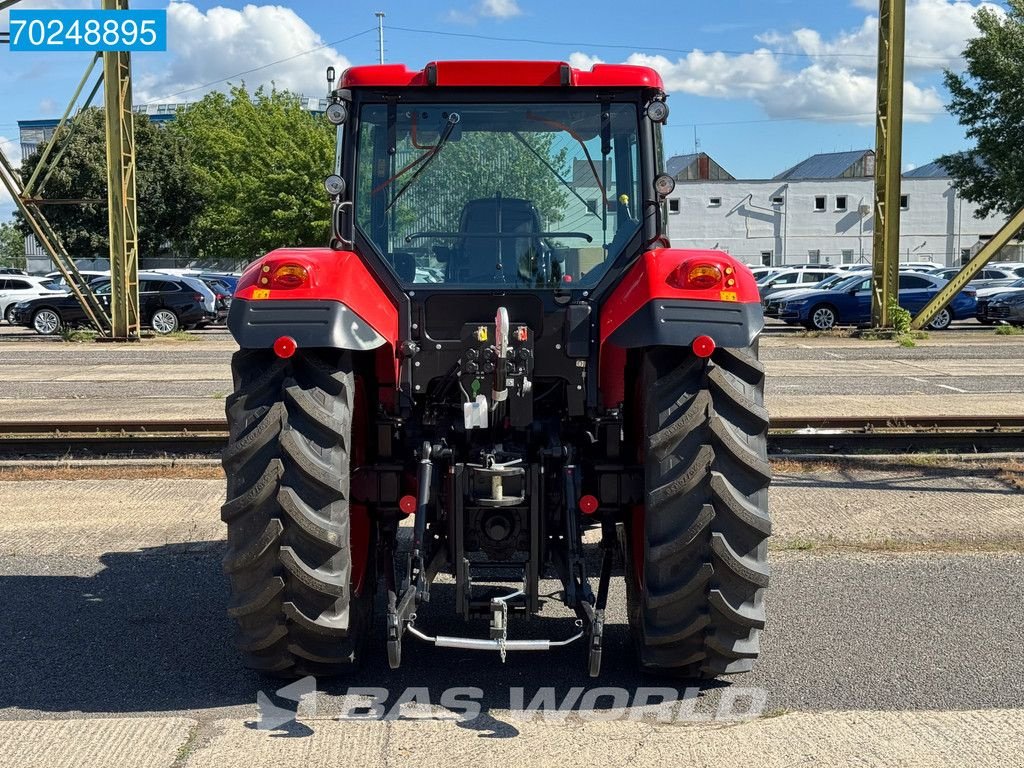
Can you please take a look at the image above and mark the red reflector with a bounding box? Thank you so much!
[273,336,297,359]
[399,495,417,514]
[692,335,716,358]
[579,495,599,515]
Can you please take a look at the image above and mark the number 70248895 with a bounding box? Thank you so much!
[8,9,166,52]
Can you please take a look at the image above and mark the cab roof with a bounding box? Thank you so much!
[340,60,664,91]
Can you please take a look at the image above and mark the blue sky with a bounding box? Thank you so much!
[0,0,1005,222]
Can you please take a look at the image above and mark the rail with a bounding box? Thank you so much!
[0,417,1021,456]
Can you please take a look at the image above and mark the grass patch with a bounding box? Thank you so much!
[773,536,1024,554]
[140,329,199,342]
[798,328,852,339]
[760,708,791,720]
[853,301,930,346]
[60,328,99,343]
[996,460,1024,491]
[995,324,1024,336]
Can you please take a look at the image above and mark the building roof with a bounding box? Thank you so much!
[666,152,734,181]
[666,154,698,177]
[903,160,950,178]
[774,150,874,180]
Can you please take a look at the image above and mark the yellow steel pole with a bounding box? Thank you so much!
[101,0,140,340]
[871,0,907,327]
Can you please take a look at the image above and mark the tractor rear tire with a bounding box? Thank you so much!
[221,348,374,677]
[626,343,771,678]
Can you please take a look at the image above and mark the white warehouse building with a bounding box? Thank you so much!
[663,150,1014,268]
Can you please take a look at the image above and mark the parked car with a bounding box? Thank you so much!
[148,271,220,324]
[976,279,1024,324]
[928,265,1024,288]
[200,277,233,324]
[837,263,872,271]
[10,275,209,335]
[749,267,778,282]
[762,273,849,317]
[775,272,976,330]
[758,268,845,298]
[198,272,240,292]
[0,276,66,323]
[43,270,110,290]
[0,267,28,275]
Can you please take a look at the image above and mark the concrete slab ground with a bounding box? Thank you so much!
[1,465,1021,555]
[0,479,225,556]
[0,717,195,768]
[178,708,1024,768]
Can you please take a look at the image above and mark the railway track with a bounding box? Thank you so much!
[0,416,1021,456]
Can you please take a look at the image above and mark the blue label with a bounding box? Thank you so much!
[8,9,167,52]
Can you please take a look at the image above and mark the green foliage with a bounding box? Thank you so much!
[16,108,199,259]
[940,1,1024,217]
[889,299,912,335]
[0,221,25,270]
[996,324,1024,335]
[171,85,335,266]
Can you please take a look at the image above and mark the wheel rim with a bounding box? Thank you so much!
[152,310,176,334]
[812,307,835,329]
[930,309,951,329]
[33,310,58,334]
[4,307,13,323]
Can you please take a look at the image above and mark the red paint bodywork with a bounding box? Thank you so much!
[236,247,399,349]
[341,61,664,90]
[599,248,760,407]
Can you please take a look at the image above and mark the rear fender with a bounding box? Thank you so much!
[229,247,400,380]
[598,248,763,408]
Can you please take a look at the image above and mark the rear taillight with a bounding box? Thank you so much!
[669,262,729,290]
[193,293,204,302]
[257,262,310,290]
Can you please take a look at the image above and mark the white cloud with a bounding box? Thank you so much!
[760,0,1004,73]
[568,0,995,124]
[444,0,522,24]
[479,0,522,18]
[134,2,351,104]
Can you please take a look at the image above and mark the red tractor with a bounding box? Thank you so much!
[222,61,770,679]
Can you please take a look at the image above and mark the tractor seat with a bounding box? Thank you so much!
[453,197,544,283]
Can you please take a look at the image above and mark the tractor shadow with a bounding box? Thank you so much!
[0,542,734,732]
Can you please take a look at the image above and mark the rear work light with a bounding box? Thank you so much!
[258,263,310,290]
[669,262,724,290]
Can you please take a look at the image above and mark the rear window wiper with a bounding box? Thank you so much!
[384,112,460,214]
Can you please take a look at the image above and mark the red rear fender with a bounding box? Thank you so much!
[598,248,764,407]
[229,248,400,385]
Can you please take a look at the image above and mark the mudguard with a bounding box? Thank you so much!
[229,248,399,353]
[598,248,763,407]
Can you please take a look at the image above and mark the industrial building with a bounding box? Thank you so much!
[664,149,1017,267]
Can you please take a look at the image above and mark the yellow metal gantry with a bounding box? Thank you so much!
[101,0,140,340]
[0,0,139,339]
[871,0,906,328]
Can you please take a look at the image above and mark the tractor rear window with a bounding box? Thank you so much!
[354,101,642,288]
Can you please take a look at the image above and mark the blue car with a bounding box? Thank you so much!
[776,272,977,330]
